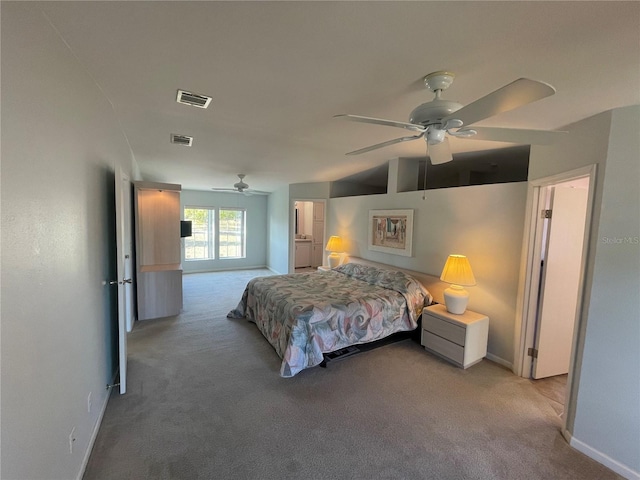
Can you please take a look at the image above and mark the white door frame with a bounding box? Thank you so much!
[513,164,596,433]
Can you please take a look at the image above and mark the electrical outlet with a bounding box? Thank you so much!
[87,392,92,413]
[69,427,76,454]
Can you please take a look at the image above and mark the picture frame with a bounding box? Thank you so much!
[368,209,414,257]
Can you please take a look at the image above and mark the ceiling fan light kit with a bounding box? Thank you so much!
[337,71,565,165]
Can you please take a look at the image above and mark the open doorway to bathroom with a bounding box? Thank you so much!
[293,200,325,272]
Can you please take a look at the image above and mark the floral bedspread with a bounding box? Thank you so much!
[227,263,432,377]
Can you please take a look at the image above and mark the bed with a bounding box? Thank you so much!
[227,262,433,377]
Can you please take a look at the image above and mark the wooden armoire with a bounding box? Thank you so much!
[134,181,182,320]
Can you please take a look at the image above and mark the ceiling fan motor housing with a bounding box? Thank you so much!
[409,99,463,128]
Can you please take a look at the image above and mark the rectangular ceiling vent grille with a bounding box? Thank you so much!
[176,89,212,108]
[171,134,193,147]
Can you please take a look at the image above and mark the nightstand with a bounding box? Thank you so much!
[317,265,331,272]
[421,303,489,369]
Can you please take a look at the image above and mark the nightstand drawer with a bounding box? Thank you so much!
[423,314,466,346]
[422,331,464,365]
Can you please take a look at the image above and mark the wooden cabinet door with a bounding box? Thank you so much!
[312,244,324,267]
[137,270,183,320]
[311,201,325,266]
[313,202,324,222]
[312,220,324,245]
[295,243,311,268]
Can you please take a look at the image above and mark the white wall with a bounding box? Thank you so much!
[326,182,528,365]
[180,190,268,273]
[529,106,640,478]
[1,4,137,479]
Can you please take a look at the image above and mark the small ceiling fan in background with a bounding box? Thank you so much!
[335,71,566,164]
[211,174,269,195]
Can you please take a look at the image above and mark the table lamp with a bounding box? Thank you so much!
[440,254,476,314]
[325,236,344,268]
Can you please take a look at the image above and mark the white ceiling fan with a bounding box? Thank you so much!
[335,71,566,165]
[212,174,269,195]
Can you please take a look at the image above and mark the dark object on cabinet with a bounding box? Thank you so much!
[180,220,192,238]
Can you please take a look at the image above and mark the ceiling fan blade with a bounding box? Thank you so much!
[335,114,425,133]
[243,190,270,196]
[345,133,424,156]
[444,78,556,127]
[470,126,567,145]
[428,137,453,165]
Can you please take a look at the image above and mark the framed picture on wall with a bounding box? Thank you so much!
[368,209,413,257]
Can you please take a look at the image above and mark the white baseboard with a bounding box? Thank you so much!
[182,265,269,274]
[570,435,639,480]
[76,375,115,480]
[486,352,513,370]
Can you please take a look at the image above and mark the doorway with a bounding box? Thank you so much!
[292,200,326,272]
[515,165,596,430]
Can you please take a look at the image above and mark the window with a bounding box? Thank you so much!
[183,207,246,261]
[184,207,215,260]
[219,208,246,259]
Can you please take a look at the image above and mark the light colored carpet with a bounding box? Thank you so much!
[531,374,568,417]
[83,269,621,480]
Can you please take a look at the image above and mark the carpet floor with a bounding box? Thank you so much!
[83,269,621,480]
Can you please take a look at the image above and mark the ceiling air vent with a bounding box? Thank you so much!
[176,89,212,109]
[171,134,193,147]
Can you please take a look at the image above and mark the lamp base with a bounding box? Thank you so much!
[327,252,341,269]
[443,285,469,314]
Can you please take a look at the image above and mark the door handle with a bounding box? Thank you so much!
[109,278,132,285]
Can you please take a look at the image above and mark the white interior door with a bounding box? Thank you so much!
[114,168,134,394]
[533,185,588,379]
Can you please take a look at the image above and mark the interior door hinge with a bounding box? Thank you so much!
[541,209,552,219]
[528,347,538,358]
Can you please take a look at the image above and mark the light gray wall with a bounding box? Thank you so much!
[572,106,639,474]
[267,186,290,274]
[1,4,136,479]
[528,106,640,476]
[326,183,528,365]
[289,182,331,200]
[180,190,268,272]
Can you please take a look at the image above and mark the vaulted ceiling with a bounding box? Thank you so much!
[30,1,640,192]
